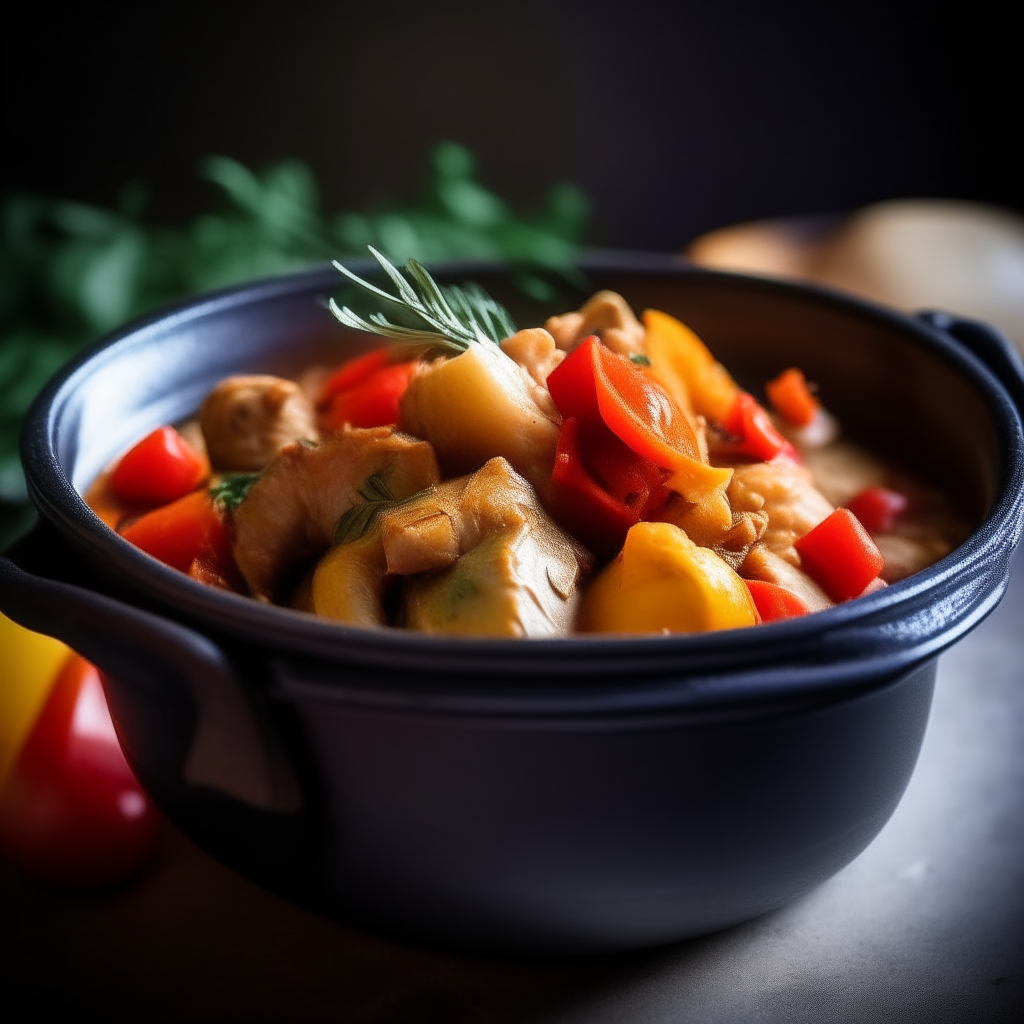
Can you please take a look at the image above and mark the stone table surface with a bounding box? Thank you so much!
[3,547,1023,1023]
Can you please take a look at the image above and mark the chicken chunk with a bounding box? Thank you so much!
[232,426,440,601]
[500,328,565,390]
[310,458,592,637]
[201,375,319,472]
[545,290,646,357]
[654,491,768,569]
[727,460,834,565]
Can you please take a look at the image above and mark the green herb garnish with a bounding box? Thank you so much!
[333,472,399,544]
[630,353,651,366]
[210,472,259,510]
[329,247,517,354]
[332,473,436,546]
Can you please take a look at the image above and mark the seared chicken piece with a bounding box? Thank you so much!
[500,328,566,390]
[232,426,440,601]
[311,458,592,637]
[399,340,561,501]
[727,460,834,565]
[545,290,646,357]
[655,490,769,569]
[201,375,319,472]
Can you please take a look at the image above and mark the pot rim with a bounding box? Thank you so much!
[19,253,1024,702]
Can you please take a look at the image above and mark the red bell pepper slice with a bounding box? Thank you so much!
[765,368,819,427]
[846,487,908,533]
[0,654,160,886]
[551,417,640,554]
[722,393,800,463]
[323,361,418,430]
[319,349,391,406]
[109,426,209,506]
[548,336,703,467]
[584,421,671,521]
[744,579,810,622]
[794,508,885,603]
[120,489,232,574]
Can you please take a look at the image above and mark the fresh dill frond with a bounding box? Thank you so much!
[329,247,517,353]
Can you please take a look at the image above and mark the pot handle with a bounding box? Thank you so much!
[917,310,1024,417]
[0,524,300,812]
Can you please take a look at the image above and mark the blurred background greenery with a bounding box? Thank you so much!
[0,142,588,547]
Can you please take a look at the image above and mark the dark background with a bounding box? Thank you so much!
[4,1,1021,250]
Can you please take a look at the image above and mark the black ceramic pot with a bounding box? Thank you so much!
[2,254,1022,954]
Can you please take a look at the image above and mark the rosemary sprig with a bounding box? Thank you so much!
[329,247,517,353]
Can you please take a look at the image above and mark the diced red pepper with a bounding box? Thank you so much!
[323,361,418,430]
[319,349,391,407]
[120,489,232,574]
[794,508,885,603]
[0,654,160,887]
[109,426,208,506]
[547,336,703,467]
[765,368,819,427]
[722,393,800,463]
[744,579,810,622]
[846,487,908,533]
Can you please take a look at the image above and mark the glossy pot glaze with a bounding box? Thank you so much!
[2,254,1022,953]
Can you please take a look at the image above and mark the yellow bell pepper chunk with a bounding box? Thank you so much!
[310,534,390,627]
[643,308,740,424]
[579,522,758,634]
[0,613,70,788]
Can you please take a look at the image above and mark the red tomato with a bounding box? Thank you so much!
[0,655,160,887]
[120,489,231,573]
[110,426,208,505]
[323,361,418,430]
[846,487,909,533]
[744,579,810,622]
[795,508,885,603]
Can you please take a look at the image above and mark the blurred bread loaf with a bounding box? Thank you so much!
[688,200,1024,353]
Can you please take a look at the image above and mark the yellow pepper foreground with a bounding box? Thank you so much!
[579,521,759,634]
